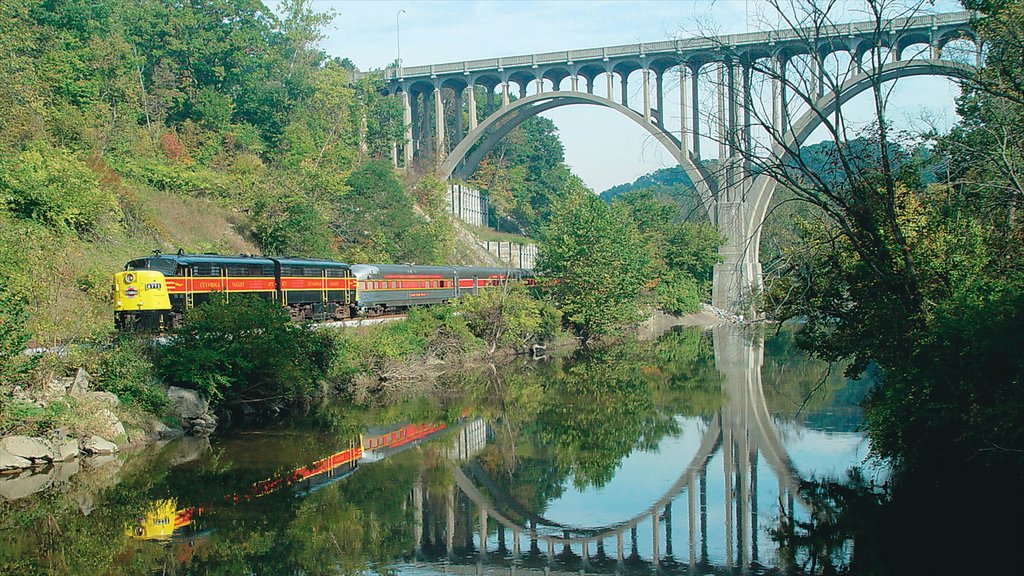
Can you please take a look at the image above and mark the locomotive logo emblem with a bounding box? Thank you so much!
[125,286,138,298]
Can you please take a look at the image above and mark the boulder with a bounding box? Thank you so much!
[167,436,211,466]
[68,368,91,396]
[52,459,81,484]
[0,436,53,462]
[146,418,184,440]
[189,412,218,436]
[97,409,126,439]
[82,436,118,455]
[86,391,120,407]
[0,448,31,471]
[53,439,80,462]
[166,387,209,421]
[0,469,53,501]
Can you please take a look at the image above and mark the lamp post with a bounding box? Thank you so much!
[396,9,406,68]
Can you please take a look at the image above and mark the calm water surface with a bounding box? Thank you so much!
[0,326,875,574]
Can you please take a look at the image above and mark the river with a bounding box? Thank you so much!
[0,325,875,574]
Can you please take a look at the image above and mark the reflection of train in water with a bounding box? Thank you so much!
[113,251,534,331]
[130,422,449,540]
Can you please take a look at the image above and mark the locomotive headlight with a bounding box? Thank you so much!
[125,273,135,283]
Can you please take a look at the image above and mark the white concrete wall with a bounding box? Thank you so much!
[447,183,488,227]
[481,241,537,270]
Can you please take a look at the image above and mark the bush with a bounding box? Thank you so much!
[155,294,335,408]
[653,272,701,315]
[459,283,554,353]
[70,339,166,414]
[0,144,118,233]
[332,306,483,386]
[0,279,33,386]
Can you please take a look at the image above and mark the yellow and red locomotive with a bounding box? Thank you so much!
[113,250,533,330]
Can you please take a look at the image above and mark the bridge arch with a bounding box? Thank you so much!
[746,59,977,253]
[438,91,717,218]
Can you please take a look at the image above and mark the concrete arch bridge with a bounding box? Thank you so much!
[409,328,832,573]
[379,10,978,312]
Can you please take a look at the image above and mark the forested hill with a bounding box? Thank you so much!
[599,166,702,221]
[598,139,937,222]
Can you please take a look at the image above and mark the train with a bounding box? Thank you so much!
[112,250,534,330]
[129,421,451,540]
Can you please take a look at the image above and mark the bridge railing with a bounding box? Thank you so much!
[381,10,973,82]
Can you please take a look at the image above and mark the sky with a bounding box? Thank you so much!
[292,0,968,192]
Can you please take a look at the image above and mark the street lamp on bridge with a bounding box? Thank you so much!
[396,9,406,68]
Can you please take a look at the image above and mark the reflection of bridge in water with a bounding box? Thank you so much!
[408,327,823,574]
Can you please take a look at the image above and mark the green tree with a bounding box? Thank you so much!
[336,160,439,263]
[0,279,32,386]
[156,294,334,408]
[459,282,559,353]
[538,183,653,342]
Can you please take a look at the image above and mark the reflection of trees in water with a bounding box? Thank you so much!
[483,329,722,497]
[761,327,870,432]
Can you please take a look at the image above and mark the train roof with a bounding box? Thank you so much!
[349,264,458,279]
[270,257,350,269]
[350,264,532,280]
[129,253,354,269]
[137,253,276,266]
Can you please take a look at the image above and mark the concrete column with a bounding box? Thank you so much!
[446,486,455,556]
[717,62,727,160]
[751,451,759,564]
[700,467,708,563]
[570,74,578,92]
[652,511,660,566]
[486,85,495,115]
[478,507,488,560]
[468,86,478,130]
[680,65,689,157]
[410,92,420,154]
[688,475,696,567]
[620,72,629,106]
[643,68,652,122]
[535,76,544,94]
[453,90,464,143]
[729,61,740,158]
[616,530,624,563]
[665,502,673,557]
[402,91,413,165]
[413,480,424,554]
[502,82,510,107]
[742,64,752,158]
[771,58,781,129]
[655,68,665,125]
[513,528,520,557]
[691,66,701,158]
[358,114,367,154]
[433,87,445,157]
[724,421,734,569]
[712,200,762,312]
[606,71,614,101]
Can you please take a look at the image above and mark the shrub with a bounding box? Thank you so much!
[653,272,702,315]
[0,279,33,386]
[459,283,549,353]
[0,144,118,233]
[156,294,335,408]
[332,306,483,387]
[70,339,166,414]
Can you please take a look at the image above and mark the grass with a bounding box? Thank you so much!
[463,223,536,244]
